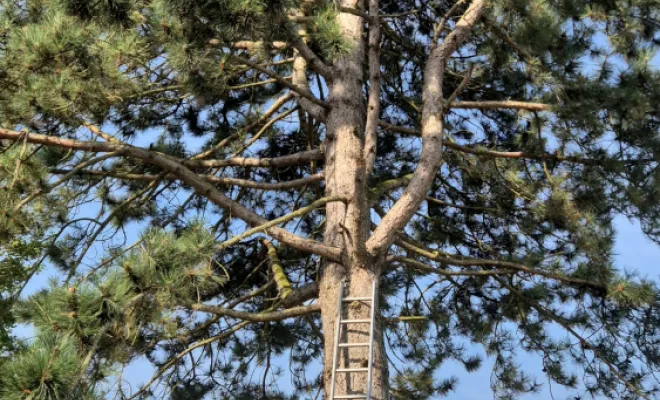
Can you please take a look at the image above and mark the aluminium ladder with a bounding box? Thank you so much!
[328,279,377,400]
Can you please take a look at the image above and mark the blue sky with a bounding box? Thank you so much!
[9,14,660,400]
[13,212,660,399]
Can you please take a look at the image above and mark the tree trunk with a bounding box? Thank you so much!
[319,1,389,399]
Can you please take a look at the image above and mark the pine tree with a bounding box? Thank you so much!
[1,0,660,399]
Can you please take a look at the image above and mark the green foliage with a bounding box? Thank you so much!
[5,223,225,398]
[0,0,659,399]
[0,333,85,400]
[308,5,352,62]
[0,10,144,125]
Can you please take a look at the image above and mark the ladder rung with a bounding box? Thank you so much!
[343,297,372,302]
[338,342,370,348]
[340,319,371,324]
[336,367,369,373]
[334,395,367,399]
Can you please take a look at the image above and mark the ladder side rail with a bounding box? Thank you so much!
[365,279,377,400]
[329,281,344,400]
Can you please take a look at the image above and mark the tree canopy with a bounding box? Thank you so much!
[0,0,660,399]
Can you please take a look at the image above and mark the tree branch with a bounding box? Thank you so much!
[231,56,329,109]
[49,169,324,191]
[228,40,288,50]
[389,255,517,276]
[15,152,118,212]
[128,320,251,400]
[497,278,650,400]
[378,121,627,165]
[281,281,319,308]
[0,127,342,261]
[289,34,334,78]
[289,14,330,122]
[186,148,324,169]
[367,0,488,257]
[363,0,382,177]
[190,303,320,322]
[192,93,295,160]
[216,195,345,251]
[395,237,608,292]
[450,100,550,111]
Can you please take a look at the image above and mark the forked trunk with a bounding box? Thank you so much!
[319,1,389,399]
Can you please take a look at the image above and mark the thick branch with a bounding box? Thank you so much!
[186,148,324,169]
[49,169,324,191]
[289,15,330,122]
[289,34,334,77]
[281,282,319,308]
[367,0,487,256]
[0,127,342,261]
[363,0,382,176]
[190,303,320,322]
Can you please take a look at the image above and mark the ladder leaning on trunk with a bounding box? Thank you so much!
[328,279,377,400]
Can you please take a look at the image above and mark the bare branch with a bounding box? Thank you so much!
[444,64,474,111]
[363,0,382,177]
[190,303,320,322]
[186,148,324,168]
[450,100,550,111]
[389,255,517,276]
[49,169,324,191]
[0,127,342,261]
[367,0,488,257]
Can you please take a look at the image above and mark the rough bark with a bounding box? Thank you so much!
[318,1,388,399]
[363,0,382,177]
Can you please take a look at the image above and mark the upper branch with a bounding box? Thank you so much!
[366,0,488,257]
[289,34,334,78]
[363,0,382,177]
